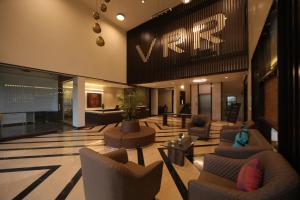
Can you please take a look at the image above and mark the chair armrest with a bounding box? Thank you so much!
[203,154,246,181]
[188,179,243,200]
[129,161,163,197]
[104,148,128,164]
[215,146,269,159]
[220,129,239,142]
[187,121,193,129]
[131,160,163,179]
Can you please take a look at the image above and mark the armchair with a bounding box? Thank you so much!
[80,148,163,200]
[189,151,300,200]
[187,115,211,139]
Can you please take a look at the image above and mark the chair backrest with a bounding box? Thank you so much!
[192,115,210,125]
[247,129,272,149]
[79,148,133,200]
[245,151,300,199]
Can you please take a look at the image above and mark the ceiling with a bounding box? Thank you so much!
[79,0,183,31]
[138,72,247,89]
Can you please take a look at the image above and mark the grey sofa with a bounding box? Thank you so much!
[215,129,273,158]
[187,115,211,139]
[189,151,300,200]
[79,148,163,200]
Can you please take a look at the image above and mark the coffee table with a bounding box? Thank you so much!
[162,134,196,166]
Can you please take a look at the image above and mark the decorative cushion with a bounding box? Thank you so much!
[192,117,206,127]
[233,126,249,147]
[237,159,263,192]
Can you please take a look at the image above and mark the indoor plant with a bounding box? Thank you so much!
[118,89,144,133]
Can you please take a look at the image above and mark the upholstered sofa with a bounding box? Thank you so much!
[189,151,300,200]
[222,120,255,131]
[80,148,163,200]
[187,115,211,139]
[215,129,273,158]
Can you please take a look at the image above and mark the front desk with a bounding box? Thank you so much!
[85,106,150,125]
[85,110,125,125]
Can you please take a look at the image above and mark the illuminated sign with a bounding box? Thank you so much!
[136,13,227,63]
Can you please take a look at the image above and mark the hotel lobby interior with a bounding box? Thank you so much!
[0,0,299,200]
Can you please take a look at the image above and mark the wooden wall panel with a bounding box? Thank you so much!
[264,76,278,125]
[127,0,248,84]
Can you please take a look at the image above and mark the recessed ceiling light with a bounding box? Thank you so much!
[193,78,207,83]
[225,76,228,79]
[116,13,125,21]
[182,0,192,4]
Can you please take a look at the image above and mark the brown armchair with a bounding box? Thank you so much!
[189,151,300,200]
[80,148,163,200]
[187,115,211,139]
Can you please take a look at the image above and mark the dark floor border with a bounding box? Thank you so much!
[0,130,63,142]
[0,144,105,151]
[0,138,103,144]
[0,153,80,160]
[137,147,145,166]
[158,148,188,200]
[55,168,82,200]
[0,165,60,200]
[98,125,107,132]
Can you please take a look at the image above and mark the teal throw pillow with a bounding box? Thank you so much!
[233,127,249,147]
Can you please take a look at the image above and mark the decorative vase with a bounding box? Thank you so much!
[93,11,100,20]
[121,120,140,133]
[96,36,105,46]
[101,3,107,12]
[93,23,101,33]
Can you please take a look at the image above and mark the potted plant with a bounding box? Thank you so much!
[118,89,144,133]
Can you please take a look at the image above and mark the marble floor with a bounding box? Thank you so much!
[0,116,228,200]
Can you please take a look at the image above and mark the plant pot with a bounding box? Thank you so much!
[121,120,140,133]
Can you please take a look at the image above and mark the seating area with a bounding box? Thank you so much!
[0,0,299,200]
[215,128,274,158]
[189,151,299,200]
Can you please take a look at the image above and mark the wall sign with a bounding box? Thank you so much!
[127,0,248,84]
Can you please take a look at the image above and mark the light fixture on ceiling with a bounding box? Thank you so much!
[141,0,145,4]
[116,13,125,21]
[193,78,207,83]
[225,76,228,79]
[93,0,111,47]
[182,0,192,4]
[180,85,185,90]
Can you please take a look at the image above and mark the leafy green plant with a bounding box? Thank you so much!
[118,89,145,121]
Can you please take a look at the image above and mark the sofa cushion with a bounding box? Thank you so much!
[237,158,263,192]
[192,117,206,127]
[199,171,236,189]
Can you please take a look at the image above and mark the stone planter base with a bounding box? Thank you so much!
[121,120,140,133]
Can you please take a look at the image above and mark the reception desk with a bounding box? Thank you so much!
[85,110,125,125]
[85,107,150,125]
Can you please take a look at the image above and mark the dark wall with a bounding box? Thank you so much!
[127,0,248,84]
[278,0,300,173]
[252,3,278,143]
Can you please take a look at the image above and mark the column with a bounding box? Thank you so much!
[191,84,198,115]
[72,77,85,128]
[151,88,158,115]
[212,83,222,121]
